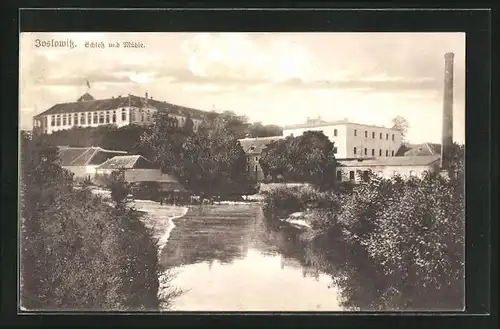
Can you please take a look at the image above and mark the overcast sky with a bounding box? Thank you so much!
[19,32,465,144]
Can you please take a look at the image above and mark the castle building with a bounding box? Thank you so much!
[32,92,206,134]
[282,119,402,159]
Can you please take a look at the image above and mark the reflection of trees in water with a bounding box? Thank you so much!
[161,205,257,268]
[302,239,396,311]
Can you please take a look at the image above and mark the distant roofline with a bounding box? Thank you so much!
[237,136,284,141]
[283,119,401,131]
[33,93,213,118]
[337,155,441,167]
[57,146,127,154]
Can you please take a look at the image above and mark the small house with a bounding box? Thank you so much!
[58,146,127,181]
[336,155,441,182]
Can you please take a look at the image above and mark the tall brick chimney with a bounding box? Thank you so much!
[441,52,454,170]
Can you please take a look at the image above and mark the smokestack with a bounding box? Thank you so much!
[441,52,454,170]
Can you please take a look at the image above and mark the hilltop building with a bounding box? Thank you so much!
[282,119,402,159]
[32,92,207,134]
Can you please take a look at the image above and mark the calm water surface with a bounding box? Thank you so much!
[160,204,343,311]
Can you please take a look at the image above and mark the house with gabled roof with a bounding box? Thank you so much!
[238,136,285,181]
[403,143,442,157]
[95,155,180,184]
[58,146,127,181]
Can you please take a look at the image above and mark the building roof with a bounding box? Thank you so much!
[404,143,442,156]
[283,119,400,131]
[34,94,209,120]
[77,93,95,102]
[337,155,441,167]
[96,155,157,170]
[58,146,127,166]
[238,136,285,154]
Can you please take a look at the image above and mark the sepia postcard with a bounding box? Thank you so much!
[19,31,466,313]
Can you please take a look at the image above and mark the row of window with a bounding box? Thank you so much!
[354,147,395,157]
[353,129,395,141]
[50,109,130,127]
[338,169,419,181]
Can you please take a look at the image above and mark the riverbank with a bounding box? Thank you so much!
[262,176,465,311]
[134,200,189,255]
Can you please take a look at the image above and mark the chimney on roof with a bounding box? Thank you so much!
[145,92,148,99]
[441,52,454,170]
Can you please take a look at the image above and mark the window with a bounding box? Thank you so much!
[364,148,367,155]
[336,170,342,181]
[371,149,375,156]
[246,165,250,172]
[255,165,258,171]
[354,129,357,137]
[255,157,258,162]
[353,147,357,155]
[380,132,383,139]
[62,114,67,126]
[386,150,389,156]
[372,132,375,139]
[87,112,91,124]
[364,131,368,138]
[379,149,382,156]
[106,111,110,123]
[386,133,389,140]
[334,129,338,137]
[56,115,61,126]
[349,171,355,180]
[112,110,116,123]
[81,113,85,125]
[99,112,104,124]
[141,112,145,122]
[94,112,98,123]
[73,113,78,125]
[333,147,338,154]
[363,170,370,182]
[391,150,395,156]
[250,146,255,151]
[50,116,55,126]
[122,109,127,121]
[392,134,395,141]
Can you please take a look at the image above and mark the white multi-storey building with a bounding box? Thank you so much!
[282,119,403,159]
[32,92,205,134]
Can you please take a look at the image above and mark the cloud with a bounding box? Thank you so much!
[181,33,317,84]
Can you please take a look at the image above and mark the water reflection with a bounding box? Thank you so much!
[160,204,343,311]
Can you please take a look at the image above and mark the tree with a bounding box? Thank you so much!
[247,122,283,137]
[182,114,195,135]
[391,116,409,142]
[140,111,251,196]
[20,132,166,311]
[259,131,337,187]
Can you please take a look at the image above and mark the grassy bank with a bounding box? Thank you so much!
[262,170,465,311]
[20,134,174,311]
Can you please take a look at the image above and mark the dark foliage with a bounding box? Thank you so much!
[20,132,166,311]
[263,143,465,310]
[259,131,337,187]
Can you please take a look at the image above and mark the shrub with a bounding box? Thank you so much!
[262,145,465,310]
[20,133,168,311]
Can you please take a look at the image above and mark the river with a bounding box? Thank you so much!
[158,203,344,312]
